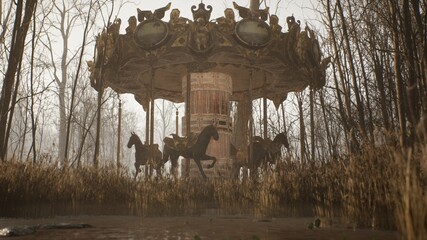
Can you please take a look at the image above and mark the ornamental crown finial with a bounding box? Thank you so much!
[191,2,212,22]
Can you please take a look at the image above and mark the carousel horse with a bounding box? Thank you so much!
[127,132,163,178]
[162,137,180,177]
[163,124,219,179]
[230,132,290,178]
[249,132,289,171]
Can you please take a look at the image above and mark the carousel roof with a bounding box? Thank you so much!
[88,2,330,108]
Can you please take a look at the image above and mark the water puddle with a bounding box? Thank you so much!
[0,215,398,239]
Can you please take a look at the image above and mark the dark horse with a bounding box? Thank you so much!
[163,124,219,179]
[162,140,180,178]
[230,132,289,178]
[127,132,163,178]
[249,133,289,170]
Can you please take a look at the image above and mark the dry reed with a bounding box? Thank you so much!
[0,144,425,238]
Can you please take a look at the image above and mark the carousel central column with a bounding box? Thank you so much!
[182,72,232,178]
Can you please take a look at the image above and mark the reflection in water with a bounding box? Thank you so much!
[0,215,398,240]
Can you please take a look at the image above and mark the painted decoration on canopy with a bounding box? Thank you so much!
[134,19,169,49]
[234,18,271,48]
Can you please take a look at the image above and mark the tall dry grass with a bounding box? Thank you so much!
[0,143,425,238]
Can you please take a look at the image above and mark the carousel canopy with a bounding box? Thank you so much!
[88,2,330,108]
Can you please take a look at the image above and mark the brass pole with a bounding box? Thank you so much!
[145,97,150,145]
[149,66,155,177]
[145,105,149,144]
[176,108,179,135]
[248,65,253,178]
[184,72,191,177]
[250,0,260,11]
[150,67,155,146]
[263,71,267,140]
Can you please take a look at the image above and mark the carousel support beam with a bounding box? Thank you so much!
[248,66,254,179]
[145,103,150,145]
[234,96,250,181]
[144,101,150,178]
[184,71,191,178]
[263,71,268,140]
[263,96,267,139]
[250,0,260,11]
[175,108,179,135]
[149,66,155,177]
[150,67,155,146]
[182,71,232,178]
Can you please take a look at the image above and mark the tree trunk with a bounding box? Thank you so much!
[5,54,23,161]
[337,0,367,139]
[402,0,420,143]
[297,93,306,163]
[93,87,103,168]
[29,3,38,163]
[309,88,315,162]
[372,44,391,131]
[347,2,374,143]
[319,90,334,158]
[65,0,93,164]
[389,0,407,147]
[326,0,353,152]
[411,0,427,129]
[117,97,122,169]
[0,0,37,161]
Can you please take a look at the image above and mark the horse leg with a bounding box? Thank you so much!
[134,162,141,179]
[199,154,216,168]
[171,157,178,179]
[194,159,207,179]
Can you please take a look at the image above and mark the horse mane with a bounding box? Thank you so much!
[273,132,289,149]
[195,124,218,143]
[131,132,143,146]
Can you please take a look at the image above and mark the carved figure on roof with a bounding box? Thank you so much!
[232,1,269,21]
[309,56,331,89]
[94,31,111,65]
[87,60,95,73]
[188,2,213,53]
[93,18,120,66]
[168,9,188,33]
[95,32,105,65]
[108,18,121,41]
[126,16,137,35]
[284,15,301,64]
[296,25,321,68]
[217,8,235,32]
[269,15,282,39]
[287,15,300,31]
[137,2,171,22]
[191,2,212,23]
[194,17,210,51]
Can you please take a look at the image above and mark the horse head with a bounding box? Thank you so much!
[209,124,219,141]
[163,137,175,149]
[127,131,139,148]
[274,132,289,149]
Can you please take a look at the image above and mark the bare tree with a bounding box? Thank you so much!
[0,0,37,161]
[64,0,95,164]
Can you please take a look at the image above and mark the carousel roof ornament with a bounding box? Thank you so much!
[232,2,269,20]
[191,2,212,22]
[88,2,330,107]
